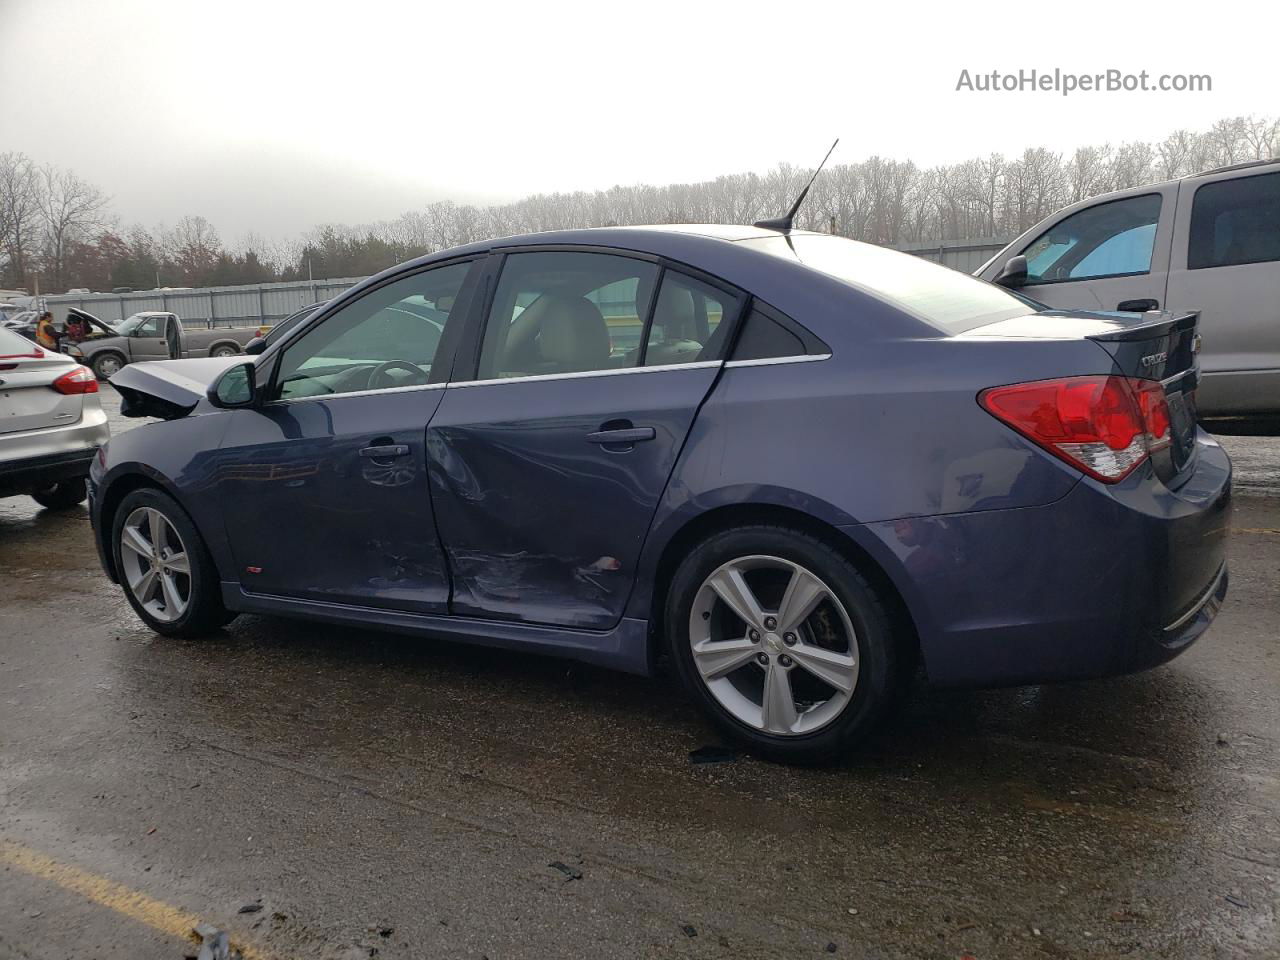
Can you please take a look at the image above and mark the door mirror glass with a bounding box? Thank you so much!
[994,255,1029,288]
[208,361,256,408]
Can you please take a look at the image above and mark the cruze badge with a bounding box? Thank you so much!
[1140,352,1168,368]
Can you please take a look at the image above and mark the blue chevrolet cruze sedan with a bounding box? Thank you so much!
[91,225,1231,762]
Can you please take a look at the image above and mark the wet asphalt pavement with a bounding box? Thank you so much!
[1,387,1277,959]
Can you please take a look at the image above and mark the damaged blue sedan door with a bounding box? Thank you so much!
[427,250,743,630]
[214,260,478,613]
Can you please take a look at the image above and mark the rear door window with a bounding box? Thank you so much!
[477,251,658,380]
[1188,171,1280,269]
[641,272,740,366]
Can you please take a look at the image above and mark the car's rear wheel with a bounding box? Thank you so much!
[31,478,88,510]
[667,524,900,763]
[210,344,238,358]
[92,352,125,380]
[111,487,235,637]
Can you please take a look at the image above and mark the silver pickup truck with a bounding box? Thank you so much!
[65,310,260,380]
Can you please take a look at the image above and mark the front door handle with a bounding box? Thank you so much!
[586,427,655,445]
[1117,298,1160,312]
[359,443,410,459]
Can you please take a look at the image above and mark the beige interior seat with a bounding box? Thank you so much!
[646,284,703,365]
[503,294,611,374]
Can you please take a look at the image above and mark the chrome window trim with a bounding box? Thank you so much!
[267,380,447,407]
[724,353,831,369]
[448,360,721,388]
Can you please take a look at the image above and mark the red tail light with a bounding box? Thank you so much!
[979,375,1171,483]
[52,366,99,395]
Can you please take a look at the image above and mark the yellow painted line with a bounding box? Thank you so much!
[0,838,268,960]
[1233,527,1280,535]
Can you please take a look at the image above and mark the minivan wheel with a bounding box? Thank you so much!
[111,487,235,637]
[667,524,899,764]
[30,478,88,510]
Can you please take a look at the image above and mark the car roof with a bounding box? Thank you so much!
[363,225,940,346]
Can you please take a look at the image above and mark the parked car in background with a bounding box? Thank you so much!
[0,325,109,509]
[65,310,262,379]
[977,158,1280,420]
[91,225,1230,762]
[1,310,38,333]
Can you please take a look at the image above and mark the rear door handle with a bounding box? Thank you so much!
[1117,298,1160,312]
[359,443,410,459]
[586,427,655,445]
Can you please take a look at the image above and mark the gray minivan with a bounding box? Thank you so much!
[977,159,1279,420]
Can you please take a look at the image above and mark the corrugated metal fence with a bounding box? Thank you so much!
[34,239,1012,328]
[41,277,365,328]
[899,238,1009,273]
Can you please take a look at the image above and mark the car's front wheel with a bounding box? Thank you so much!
[111,487,236,637]
[667,524,901,764]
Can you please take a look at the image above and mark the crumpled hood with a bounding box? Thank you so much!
[110,356,245,420]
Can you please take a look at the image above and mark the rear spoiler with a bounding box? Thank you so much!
[1086,310,1198,343]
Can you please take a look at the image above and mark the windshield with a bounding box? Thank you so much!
[741,234,1036,334]
[115,315,148,336]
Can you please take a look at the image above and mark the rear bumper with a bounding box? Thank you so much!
[0,403,108,497]
[0,446,97,496]
[851,431,1232,687]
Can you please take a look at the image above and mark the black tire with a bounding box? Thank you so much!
[110,487,236,637]
[31,478,88,510]
[91,351,126,380]
[666,524,900,764]
[210,344,238,358]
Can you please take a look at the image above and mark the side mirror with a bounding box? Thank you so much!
[994,255,1029,288]
[244,336,267,355]
[207,361,258,409]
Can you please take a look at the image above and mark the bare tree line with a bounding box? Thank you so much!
[2,114,1275,292]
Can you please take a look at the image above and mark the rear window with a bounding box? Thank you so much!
[740,234,1033,334]
[1188,171,1280,269]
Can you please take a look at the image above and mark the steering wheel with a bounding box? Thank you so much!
[367,359,429,390]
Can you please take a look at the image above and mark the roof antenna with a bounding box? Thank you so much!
[754,138,839,232]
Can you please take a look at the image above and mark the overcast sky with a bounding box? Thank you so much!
[2,0,1273,242]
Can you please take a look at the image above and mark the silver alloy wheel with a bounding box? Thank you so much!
[118,507,192,623]
[212,345,237,357]
[689,555,859,736]
[96,354,122,377]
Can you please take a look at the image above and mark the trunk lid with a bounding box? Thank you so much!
[110,356,243,420]
[962,309,1202,486]
[0,340,83,437]
[1084,310,1200,484]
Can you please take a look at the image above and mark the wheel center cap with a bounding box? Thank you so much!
[764,633,783,655]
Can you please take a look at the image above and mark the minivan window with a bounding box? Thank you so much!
[742,234,1032,334]
[1020,193,1162,283]
[1188,171,1280,269]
